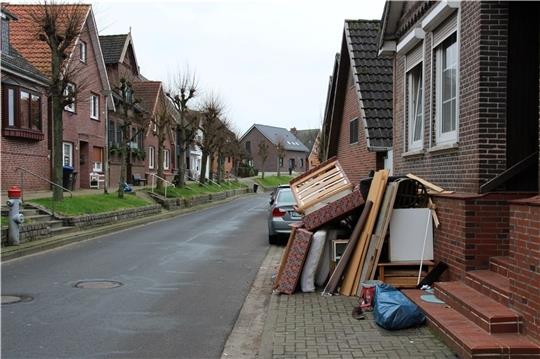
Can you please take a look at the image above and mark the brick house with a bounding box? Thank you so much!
[239,124,309,173]
[1,7,50,192]
[291,128,320,170]
[99,33,147,187]
[322,20,393,185]
[379,1,540,353]
[4,4,113,190]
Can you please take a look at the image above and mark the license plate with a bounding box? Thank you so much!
[290,212,301,219]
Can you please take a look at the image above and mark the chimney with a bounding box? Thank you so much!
[290,127,297,135]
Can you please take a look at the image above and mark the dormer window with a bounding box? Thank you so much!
[79,41,87,63]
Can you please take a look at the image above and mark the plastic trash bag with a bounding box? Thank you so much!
[373,284,426,330]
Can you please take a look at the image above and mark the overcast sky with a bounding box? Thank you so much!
[92,0,386,135]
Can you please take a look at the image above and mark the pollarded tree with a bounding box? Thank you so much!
[258,141,269,179]
[276,139,286,177]
[153,94,178,191]
[198,94,226,184]
[166,68,199,187]
[28,2,89,201]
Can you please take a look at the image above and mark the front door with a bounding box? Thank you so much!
[79,141,89,189]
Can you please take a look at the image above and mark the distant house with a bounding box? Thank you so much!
[3,4,113,190]
[322,20,393,184]
[290,128,320,170]
[239,124,310,173]
[1,7,50,191]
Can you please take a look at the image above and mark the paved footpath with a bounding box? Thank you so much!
[252,248,456,359]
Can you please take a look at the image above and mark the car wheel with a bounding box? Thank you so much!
[269,234,279,245]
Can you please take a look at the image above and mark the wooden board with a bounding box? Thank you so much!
[339,170,389,296]
[290,158,352,213]
[322,201,372,295]
[359,181,399,287]
[406,174,445,193]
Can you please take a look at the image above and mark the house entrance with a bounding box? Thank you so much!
[506,2,539,191]
[79,141,89,188]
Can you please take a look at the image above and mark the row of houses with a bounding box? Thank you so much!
[322,0,540,347]
[1,4,221,193]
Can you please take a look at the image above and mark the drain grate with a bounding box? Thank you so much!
[2,295,33,305]
[74,280,123,289]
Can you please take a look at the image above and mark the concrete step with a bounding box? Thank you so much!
[402,289,540,359]
[465,270,511,306]
[435,281,521,334]
[46,220,65,229]
[489,256,513,278]
[24,214,53,224]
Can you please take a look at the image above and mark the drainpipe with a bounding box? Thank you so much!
[103,91,111,194]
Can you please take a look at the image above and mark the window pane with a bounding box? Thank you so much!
[8,89,14,126]
[63,143,72,166]
[20,91,30,128]
[31,95,41,130]
[442,102,452,133]
[451,98,457,132]
[413,74,423,142]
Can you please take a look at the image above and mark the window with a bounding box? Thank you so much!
[163,149,170,170]
[92,147,103,172]
[79,41,87,63]
[279,157,284,167]
[349,118,359,144]
[63,142,73,167]
[90,94,99,120]
[108,120,115,146]
[64,83,76,112]
[300,158,304,168]
[407,64,423,149]
[245,140,251,153]
[2,86,42,131]
[435,33,458,144]
[149,146,155,169]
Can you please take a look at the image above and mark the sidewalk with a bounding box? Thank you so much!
[225,247,456,359]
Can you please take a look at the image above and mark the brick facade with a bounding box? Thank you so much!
[334,78,379,185]
[239,127,308,174]
[391,2,516,193]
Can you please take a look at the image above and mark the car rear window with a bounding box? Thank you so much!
[277,189,295,204]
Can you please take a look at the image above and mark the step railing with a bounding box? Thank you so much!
[16,167,73,216]
[149,173,175,198]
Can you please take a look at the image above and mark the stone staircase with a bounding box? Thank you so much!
[1,204,76,243]
[403,256,540,358]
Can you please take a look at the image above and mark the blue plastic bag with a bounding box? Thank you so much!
[373,284,426,330]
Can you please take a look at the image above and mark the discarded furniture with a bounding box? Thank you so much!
[132,173,147,186]
[89,172,105,189]
[377,260,434,288]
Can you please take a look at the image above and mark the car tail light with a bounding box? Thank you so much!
[272,207,286,217]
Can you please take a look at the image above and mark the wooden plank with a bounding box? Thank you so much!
[406,173,445,193]
[272,226,298,290]
[428,198,440,228]
[360,181,399,286]
[322,201,373,295]
[378,260,435,267]
[299,170,345,199]
[296,168,341,195]
[340,170,388,296]
[300,183,353,210]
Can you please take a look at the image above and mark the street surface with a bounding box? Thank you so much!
[2,194,269,359]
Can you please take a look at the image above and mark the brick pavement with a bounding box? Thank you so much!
[260,252,457,359]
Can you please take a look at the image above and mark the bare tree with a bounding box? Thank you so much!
[153,94,177,190]
[257,141,269,179]
[166,68,198,187]
[28,2,88,201]
[198,94,226,184]
[114,77,148,198]
[276,139,286,177]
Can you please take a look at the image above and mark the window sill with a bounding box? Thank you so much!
[2,127,44,141]
[402,148,425,158]
[90,117,100,121]
[427,142,459,154]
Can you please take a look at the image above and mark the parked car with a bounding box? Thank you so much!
[268,186,302,244]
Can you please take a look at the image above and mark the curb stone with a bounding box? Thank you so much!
[1,193,255,262]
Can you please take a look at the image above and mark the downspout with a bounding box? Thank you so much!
[103,92,110,194]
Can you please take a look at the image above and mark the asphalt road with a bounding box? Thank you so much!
[1,194,270,359]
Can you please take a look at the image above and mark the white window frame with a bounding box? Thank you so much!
[148,146,155,169]
[7,88,14,126]
[63,142,73,167]
[407,65,424,150]
[163,149,170,170]
[90,94,99,120]
[435,32,459,145]
[64,83,76,112]
[79,41,87,63]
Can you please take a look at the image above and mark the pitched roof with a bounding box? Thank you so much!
[295,129,320,152]
[243,124,310,152]
[99,34,128,64]
[345,20,393,149]
[132,81,162,116]
[4,4,91,77]
[1,47,49,84]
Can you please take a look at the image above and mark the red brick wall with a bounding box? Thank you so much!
[432,192,531,280]
[62,21,107,189]
[335,80,378,185]
[507,197,540,341]
[392,1,510,193]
